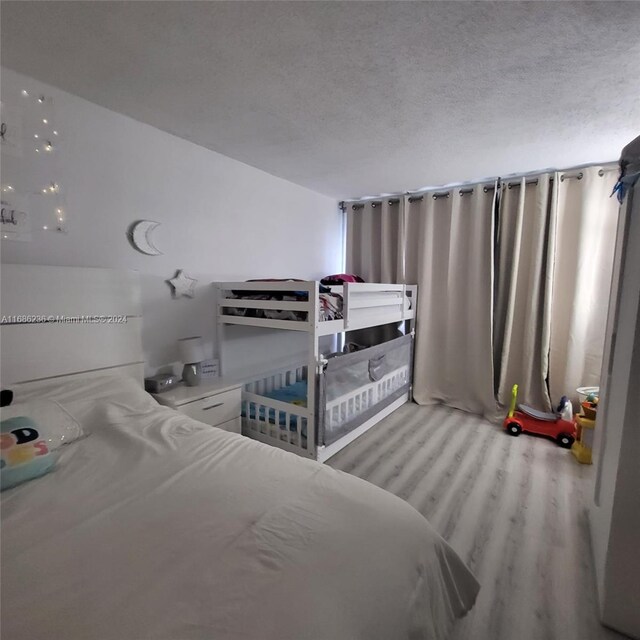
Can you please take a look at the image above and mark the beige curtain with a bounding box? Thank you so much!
[343,163,619,419]
[345,199,403,283]
[405,184,497,417]
[549,165,619,403]
[494,174,556,411]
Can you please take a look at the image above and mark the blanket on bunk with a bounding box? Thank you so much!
[224,280,343,321]
[320,273,364,285]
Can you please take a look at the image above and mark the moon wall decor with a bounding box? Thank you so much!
[128,220,162,255]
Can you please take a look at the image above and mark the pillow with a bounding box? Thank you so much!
[0,399,83,450]
[8,374,155,434]
[1,416,56,491]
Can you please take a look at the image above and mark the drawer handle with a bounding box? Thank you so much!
[202,402,224,411]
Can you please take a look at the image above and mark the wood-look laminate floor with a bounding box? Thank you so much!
[327,403,628,640]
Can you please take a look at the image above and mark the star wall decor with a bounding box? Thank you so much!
[167,269,198,298]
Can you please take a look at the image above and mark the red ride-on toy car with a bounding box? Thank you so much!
[503,384,577,448]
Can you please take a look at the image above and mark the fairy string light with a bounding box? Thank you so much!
[1,87,68,238]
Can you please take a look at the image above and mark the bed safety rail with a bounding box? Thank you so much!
[341,283,416,332]
[217,281,416,335]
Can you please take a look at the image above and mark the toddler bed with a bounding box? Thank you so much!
[218,281,417,462]
[243,334,412,453]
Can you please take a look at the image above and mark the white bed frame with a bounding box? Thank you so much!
[217,281,417,461]
[0,264,144,389]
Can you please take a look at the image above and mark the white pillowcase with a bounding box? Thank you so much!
[0,399,83,450]
[9,374,156,434]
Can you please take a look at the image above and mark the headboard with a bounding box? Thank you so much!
[0,265,144,387]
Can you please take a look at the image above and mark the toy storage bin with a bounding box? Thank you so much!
[576,386,599,404]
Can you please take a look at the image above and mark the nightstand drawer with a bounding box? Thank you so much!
[179,388,241,427]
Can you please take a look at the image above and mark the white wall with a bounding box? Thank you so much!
[0,68,342,375]
[589,179,640,638]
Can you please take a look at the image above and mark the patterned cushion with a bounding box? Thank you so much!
[1,417,56,491]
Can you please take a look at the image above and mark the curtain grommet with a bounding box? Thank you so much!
[598,169,605,177]
[577,172,583,180]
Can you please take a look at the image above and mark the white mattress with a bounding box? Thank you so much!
[1,376,479,640]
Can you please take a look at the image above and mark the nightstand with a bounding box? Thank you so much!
[153,379,243,434]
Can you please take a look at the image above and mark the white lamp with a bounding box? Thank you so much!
[178,336,205,386]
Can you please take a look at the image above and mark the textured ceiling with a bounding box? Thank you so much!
[2,1,640,199]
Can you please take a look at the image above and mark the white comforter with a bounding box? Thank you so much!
[1,377,478,640]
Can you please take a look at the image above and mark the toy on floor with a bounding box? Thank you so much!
[572,413,595,464]
[503,384,577,448]
[581,393,599,420]
[572,389,599,464]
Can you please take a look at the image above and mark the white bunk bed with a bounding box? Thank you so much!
[217,281,417,462]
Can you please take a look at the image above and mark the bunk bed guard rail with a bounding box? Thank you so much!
[318,333,413,447]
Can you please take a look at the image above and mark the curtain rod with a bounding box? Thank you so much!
[349,186,495,208]
[505,169,594,189]
[408,185,495,203]
[341,163,617,210]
